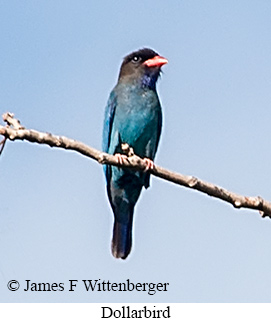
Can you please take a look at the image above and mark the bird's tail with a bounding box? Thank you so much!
[111,206,134,260]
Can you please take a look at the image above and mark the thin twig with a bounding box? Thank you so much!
[1,112,271,218]
[0,137,7,156]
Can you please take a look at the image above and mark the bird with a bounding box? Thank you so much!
[102,48,168,259]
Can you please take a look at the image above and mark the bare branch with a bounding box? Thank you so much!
[3,112,25,130]
[1,112,271,218]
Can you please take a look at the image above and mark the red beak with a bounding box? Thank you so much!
[143,55,168,68]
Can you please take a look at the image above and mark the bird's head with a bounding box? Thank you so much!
[118,48,168,90]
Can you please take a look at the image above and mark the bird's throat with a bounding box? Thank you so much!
[141,71,159,90]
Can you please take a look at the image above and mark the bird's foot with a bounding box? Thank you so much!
[121,143,134,157]
[142,158,154,172]
[114,153,129,165]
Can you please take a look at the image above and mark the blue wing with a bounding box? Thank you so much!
[143,107,162,188]
[102,90,117,153]
[102,90,118,184]
[152,107,162,159]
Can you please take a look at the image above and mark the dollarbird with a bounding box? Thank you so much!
[102,48,168,259]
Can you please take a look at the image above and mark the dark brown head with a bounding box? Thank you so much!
[118,48,168,89]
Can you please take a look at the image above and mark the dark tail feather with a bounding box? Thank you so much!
[111,207,134,260]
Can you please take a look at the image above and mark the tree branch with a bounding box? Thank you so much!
[1,112,271,218]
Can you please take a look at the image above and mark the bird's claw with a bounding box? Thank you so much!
[121,143,134,157]
[142,158,154,172]
[115,153,129,165]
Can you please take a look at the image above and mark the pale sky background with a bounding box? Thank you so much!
[1,0,271,302]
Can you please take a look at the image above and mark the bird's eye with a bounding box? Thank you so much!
[132,55,141,63]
